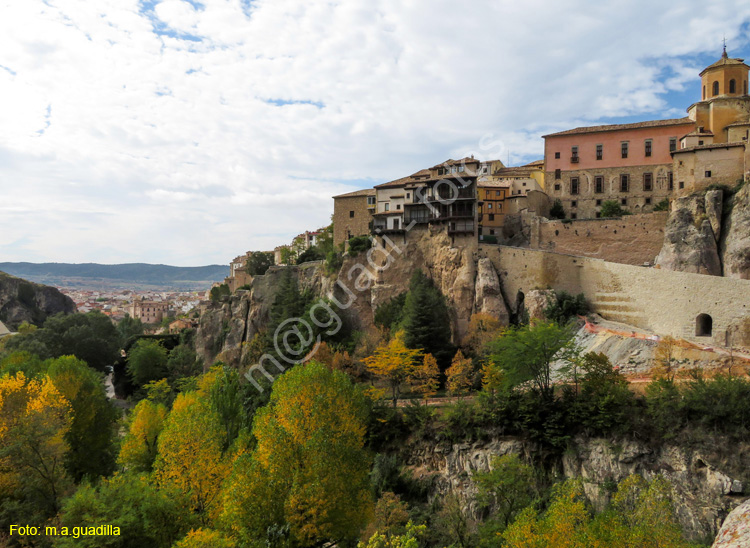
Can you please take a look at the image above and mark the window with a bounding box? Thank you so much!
[406,193,410,199]
[679,181,684,189]
[621,142,628,158]
[498,203,503,211]
[458,165,465,172]
[645,140,652,157]
[495,190,500,196]
[730,79,736,93]
[489,229,495,235]
[596,144,603,160]
[669,138,677,152]
[595,176,603,193]
[621,198,627,206]
[713,81,719,96]
[643,172,653,191]
[698,140,704,146]
[703,85,706,100]
[384,203,390,211]
[705,170,712,178]
[438,167,446,175]
[396,204,401,210]
[570,177,579,195]
[645,197,652,205]
[620,174,629,192]
[554,183,561,191]
[571,213,577,219]
[571,200,577,207]
[555,169,561,179]
[349,210,355,218]
[488,203,493,209]
[571,146,579,163]
[596,199,602,206]
[668,171,674,191]
[367,196,376,205]
[555,152,560,159]
[489,214,495,221]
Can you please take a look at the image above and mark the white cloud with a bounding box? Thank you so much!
[1,0,749,264]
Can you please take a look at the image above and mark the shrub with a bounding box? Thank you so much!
[653,198,670,211]
[325,250,344,274]
[599,200,630,217]
[348,235,372,256]
[544,291,589,325]
[374,293,407,332]
[296,246,325,264]
[549,199,565,219]
[245,251,274,275]
[209,284,230,302]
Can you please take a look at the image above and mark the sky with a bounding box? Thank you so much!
[1,0,750,266]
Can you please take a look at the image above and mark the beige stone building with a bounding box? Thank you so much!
[332,188,376,248]
[129,298,170,324]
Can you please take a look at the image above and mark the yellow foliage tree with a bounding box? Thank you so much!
[410,354,440,402]
[0,372,72,517]
[446,350,474,398]
[462,313,505,355]
[653,336,683,381]
[154,392,229,525]
[173,528,236,548]
[364,331,423,406]
[480,360,504,395]
[118,398,168,473]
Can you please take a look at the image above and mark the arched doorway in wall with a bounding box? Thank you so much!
[695,314,713,337]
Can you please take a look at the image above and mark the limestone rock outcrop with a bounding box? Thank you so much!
[706,190,724,242]
[0,271,76,328]
[722,183,750,279]
[712,497,750,548]
[523,289,555,322]
[473,258,509,325]
[655,194,722,275]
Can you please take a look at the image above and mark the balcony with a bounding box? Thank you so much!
[448,220,475,234]
[428,187,476,202]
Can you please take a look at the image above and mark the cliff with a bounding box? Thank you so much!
[0,271,76,329]
[404,435,748,542]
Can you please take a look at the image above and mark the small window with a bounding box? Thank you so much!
[595,176,603,193]
[367,196,376,205]
[669,138,677,152]
[349,210,355,218]
[705,170,712,178]
[621,142,628,158]
[703,85,706,100]
[396,204,401,210]
[645,197,652,205]
[698,140,704,146]
[730,79,736,94]
[713,81,719,96]
[621,198,627,206]
[555,152,560,159]
[596,199,602,206]
[488,203,493,209]
[643,173,653,191]
[458,165,465,172]
[489,214,495,221]
[571,177,579,195]
[620,174,629,192]
[596,144,603,160]
[668,172,674,191]
[571,200,577,208]
[489,229,495,235]
[571,213,577,219]
[645,140,652,157]
[555,169,561,179]
[522,182,526,186]
[495,190,500,196]
[406,193,410,199]
[679,181,684,189]
[554,183,561,191]
[384,203,390,211]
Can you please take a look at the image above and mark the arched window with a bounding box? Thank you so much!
[713,81,720,96]
[730,79,736,93]
[702,85,706,100]
[695,313,713,337]
[745,80,748,95]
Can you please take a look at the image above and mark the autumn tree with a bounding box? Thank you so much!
[410,354,440,402]
[653,336,683,382]
[118,398,168,473]
[154,392,230,525]
[173,528,236,548]
[0,372,72,525]
[221,362,372,548]
[358,521,427,548]
[446,350,474,398]
[461,313,504,356]
[371,492,410,541]
[364,331,423,406]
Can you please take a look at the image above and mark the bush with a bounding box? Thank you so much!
[599,200,630,218]
[374,293,407,332]
[544,291,589,325]
[245,251,274,276]
[296,246,325,264]
[549,199,565,219]
[348,235,372,256]
[402,400,436,439]
[325,250,344,274]
[653,198,670,211]
[209,284,230,302]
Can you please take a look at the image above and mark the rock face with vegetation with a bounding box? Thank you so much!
[0,270,76,329]
[655,193,722,275]
[721,182,750,279]
[712,497,750,547]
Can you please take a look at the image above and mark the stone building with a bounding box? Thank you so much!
[129,298,170,325]
[332,188,375,248]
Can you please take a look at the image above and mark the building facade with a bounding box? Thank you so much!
[332,188,376,248]
[129,298,170,325]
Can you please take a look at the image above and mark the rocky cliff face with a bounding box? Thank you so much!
[0,271,76,329]
[712,497,750,547]
[722,183,750,279]
[404,436,748,542]
[655,192,722,276]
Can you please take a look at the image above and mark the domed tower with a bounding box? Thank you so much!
[699,45,749,100]
[688,46,750,143]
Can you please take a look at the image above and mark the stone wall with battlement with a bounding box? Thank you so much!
[480,245,750,349]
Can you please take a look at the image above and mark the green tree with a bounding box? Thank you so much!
[118,314,145,346]
[127,339,169,387]
[245,252,274,276]
[544,291,589,325]
[487,320,578,401]
[167,344,201,380]
[221,362,372,547]
[600,200,630,218]
[56,473,195,548]
[209,284,231,302]
[348,235,372,256]
[401,270,453,367]
[549,198,566,219]
[118,398,168,473]
[374,293,407,333]
[297,246,326,264]
[46,356,117,481]
[473,455,536,535]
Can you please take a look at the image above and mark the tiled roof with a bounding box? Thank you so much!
[725,119,750,128]
[494,167,537,177]
[542,117,693,138]
[672,142,746,154]
[375,176,412,189]
[429,157,481,169]
[523,159,545,168]
[682,129,714,137]
[478,180,511,188]
[333,188,376,198]
[699,52,749,76]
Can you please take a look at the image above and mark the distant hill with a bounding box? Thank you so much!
[0,262,229,290]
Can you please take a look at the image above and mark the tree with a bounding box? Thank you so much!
[446,350,474,398]
[371,492,410,542]
[544,291,589,325]
[46,356,117,481]
[56,473,195,548]
[549,198,566,219]
[348,235,372,256]
[127,339,169,387]
[118,314,145,346]
[364,332,423,406]
[167,344,201,380]
[461,313,505,356]
[473,455,536,533]
[374,293,407,333]
[173,529,236,548]
[600,200,629,218]
[209,284,231,302]
[653,336,682,382]
[410,354,440,401]
[118,398,168,473]
[245,251,274,276]
[221,362,372,548]
[401,270,453,367]
[154,392,229,525]
[0,372,72,524]
[297,246,326,264]
[487,321,578,401]
[358,521,427,548]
